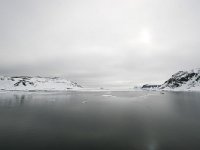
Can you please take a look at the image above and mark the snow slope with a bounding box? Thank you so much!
[0,76,82,91]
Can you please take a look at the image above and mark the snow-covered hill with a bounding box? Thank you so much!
[0,76,82,91]
[160,68,200,91]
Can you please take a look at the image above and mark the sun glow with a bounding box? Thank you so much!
[139,29,152,45]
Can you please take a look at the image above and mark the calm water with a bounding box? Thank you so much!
[0,91,200,150]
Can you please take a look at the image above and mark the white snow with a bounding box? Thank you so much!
[102,94,116,97]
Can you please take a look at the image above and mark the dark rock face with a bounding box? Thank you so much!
[8,76,35,87]
[196,76,200,81]
[14,80,34,87]
[71,82,82,88]
[142,84,161,89]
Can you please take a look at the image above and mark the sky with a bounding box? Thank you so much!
[0,0,200,88]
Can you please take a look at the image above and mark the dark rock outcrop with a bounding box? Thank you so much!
[142,84,161,89]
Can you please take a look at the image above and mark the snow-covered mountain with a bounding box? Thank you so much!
[160,68,200,91]
[139,68,200,91]
[0,76,82,91]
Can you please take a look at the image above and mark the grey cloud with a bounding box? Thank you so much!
[0,0,200,88]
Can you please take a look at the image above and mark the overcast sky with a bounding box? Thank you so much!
[0,0,200,88]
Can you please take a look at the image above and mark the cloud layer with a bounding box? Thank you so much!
[1,0,200,87]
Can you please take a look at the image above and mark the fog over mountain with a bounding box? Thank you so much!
[1,0,200,88]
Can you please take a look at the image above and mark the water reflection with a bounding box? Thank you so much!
[0,91,200,150]
[0,94,26,107]
[167,92,200,119]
